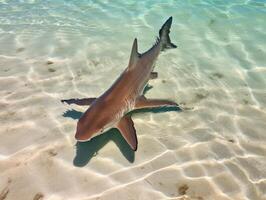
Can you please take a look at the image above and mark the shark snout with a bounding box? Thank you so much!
[75,121,101,142]
[75,129,97,142]
[75,130,88,142]
[75,122,92,142]
[75,118,88,141]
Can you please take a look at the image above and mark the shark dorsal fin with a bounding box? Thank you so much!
[128,38,140,68]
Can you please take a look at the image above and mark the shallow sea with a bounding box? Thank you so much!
[0,0,266,200]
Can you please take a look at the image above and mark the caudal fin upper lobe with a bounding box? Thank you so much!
[159,16,177,51]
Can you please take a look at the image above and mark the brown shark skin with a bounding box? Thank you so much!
[76,41,161,142]
[71,17,177,150]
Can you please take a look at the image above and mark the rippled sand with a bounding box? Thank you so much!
[0,0,266,200]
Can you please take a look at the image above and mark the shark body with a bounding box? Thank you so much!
[62,17,178,151]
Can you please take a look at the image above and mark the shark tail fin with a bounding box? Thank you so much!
[159,16,177,51]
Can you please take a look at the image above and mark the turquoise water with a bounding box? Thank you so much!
[0,1,266,200]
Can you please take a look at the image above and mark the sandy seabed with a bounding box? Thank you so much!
[0,1,266,200]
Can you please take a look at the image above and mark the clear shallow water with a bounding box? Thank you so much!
[0,0,266,200]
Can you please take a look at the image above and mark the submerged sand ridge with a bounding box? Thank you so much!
[1,0,266,199]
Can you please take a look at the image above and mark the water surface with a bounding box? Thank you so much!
[0,0,266,199]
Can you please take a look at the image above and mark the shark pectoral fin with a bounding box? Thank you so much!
[116,115,138,151]
[135,96,178,109]
[150,72,158,79]
[61,98,97,106]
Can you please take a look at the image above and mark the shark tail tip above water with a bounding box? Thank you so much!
[159,16,177,51]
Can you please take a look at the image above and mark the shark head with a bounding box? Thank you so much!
[75,118,101,142]
[75,105,113,142]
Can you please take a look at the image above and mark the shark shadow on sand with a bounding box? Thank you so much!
[63,102,182,167]
[74,128,134,166]
[61,16,181,166]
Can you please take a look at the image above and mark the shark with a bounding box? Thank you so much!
[62,16,178,151]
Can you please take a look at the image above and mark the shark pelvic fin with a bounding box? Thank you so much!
[135,96,178,109]
[116,115,138,151]
[128,38,140,68]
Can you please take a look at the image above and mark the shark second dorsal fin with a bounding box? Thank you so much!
[128,38,140,68]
